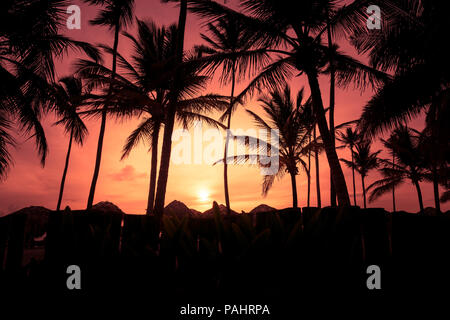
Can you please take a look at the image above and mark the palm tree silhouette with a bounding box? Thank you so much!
[77,21,228,215]
[219,85,314,208]
[191,0,388,206]
[341,140,380,209]
[367,126,426,212]
[418,90,450,213]
[83,0,135,210]
[153,0,188,219]
[357,1,450,138]
[196,16,267,214]
[51,77,89,211]
[313,125,321,207]
[0,0,99,179]
[337,127,360,206]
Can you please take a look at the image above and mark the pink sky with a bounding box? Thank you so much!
[0,0,447,215]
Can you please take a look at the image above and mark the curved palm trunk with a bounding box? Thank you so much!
[392,154,396,212]
[432,167,441,213]
[86,25,120,210]
[307,134,311,207]
[314,126,321,207]
[146,124,160,215]
[414,181,424,213]
[153,0,188,221]
[223,62,236,215]
[361,174,367,209]
[327,24,337,207]
[154,113,175,220]
[290,171,298,208]
[56,130,73,211]
[351,148,357,206]
[306,72,350,206]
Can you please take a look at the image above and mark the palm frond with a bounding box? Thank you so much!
[121,117,156,160]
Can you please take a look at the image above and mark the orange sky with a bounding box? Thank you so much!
[0,0,448,215]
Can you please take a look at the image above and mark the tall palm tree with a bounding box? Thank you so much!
[83,0,135,210]
[0,0,99,180]
[196,16,267,214]
[219,85,315,208]
[367,126,426,212]
[341,141,380,209]
[337,127,360,206]
[391,152,397,212]
[307,133,311,207]
[314,125,321,207]
[51,77,89,211]
[191,0,388,206]
[77,21,228,215]
[326,8,337,207]
[119,22,227,215]
[153,0,188,219]
[418,90,450,213]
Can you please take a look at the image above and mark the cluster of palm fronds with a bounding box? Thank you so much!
[1,0,448,215]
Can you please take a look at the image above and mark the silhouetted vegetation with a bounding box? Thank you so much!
[0,1,449,310]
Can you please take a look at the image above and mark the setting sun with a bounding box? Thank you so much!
[197,189,210,202]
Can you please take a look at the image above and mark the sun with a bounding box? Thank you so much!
[197,189,210,202]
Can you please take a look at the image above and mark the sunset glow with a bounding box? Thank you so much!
[197,189,210,203]
[0,0,447,216]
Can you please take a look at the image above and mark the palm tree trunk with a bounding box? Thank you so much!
[86,24,120,210]
[414,181,424,213]
[153,112,175,219]
[153,0,188,220]
[392,154,396,212]
[432,167,441,213]
[223,61,236,215]
[351,148,357,206]
[290,171,298,208]
[146,124,160,215]
[361,174,366,209]
[306,72,350,206]
[327,24,337,207]
[314,126,321,207]
[307,134,311,207]
[56,130,73,211]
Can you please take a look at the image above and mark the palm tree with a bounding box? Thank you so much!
[51,77,89,211]
[367,126,426,212]
[391,152,397,212]
[219,85,315,208]
[307,133,311,207]
[191,0,388,206]
[337,127,360,206]
[341,141,380,209]
[77,21,228,215]
[195,16,267,215]
[153,0,188,219]
[326,7,337,207]
[314,125,321,207]
[83,0,135,210]
[418,90,450,213]
[0,0,99,180]
[119,22,227,215]
[357,1,450,138]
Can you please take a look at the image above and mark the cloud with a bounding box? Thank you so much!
[109,165,147,182]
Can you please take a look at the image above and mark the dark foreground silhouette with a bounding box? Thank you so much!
[1,204,449,317]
